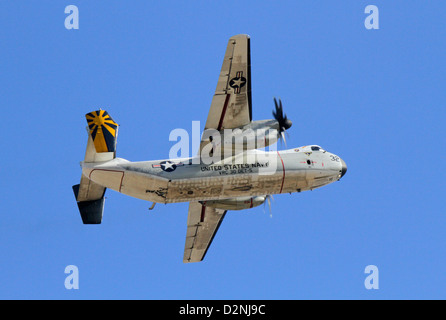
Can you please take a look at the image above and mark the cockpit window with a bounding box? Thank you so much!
[311,146,320,151]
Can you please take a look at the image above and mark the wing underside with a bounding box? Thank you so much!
[203,34,252,132]
[183,35,252,262]
[183,202,227,263]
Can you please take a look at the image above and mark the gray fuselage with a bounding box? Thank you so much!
[81,145,346,204]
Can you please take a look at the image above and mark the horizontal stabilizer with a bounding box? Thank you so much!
[72,183,105,224]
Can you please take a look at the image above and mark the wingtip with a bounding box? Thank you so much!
[230,34,250,39]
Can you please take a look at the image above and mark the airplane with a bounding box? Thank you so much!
[72,34,347,263]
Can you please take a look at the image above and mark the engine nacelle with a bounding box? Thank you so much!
[202,196,266,211]
[203,120,281,155]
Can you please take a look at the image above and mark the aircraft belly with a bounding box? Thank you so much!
[121,171,169,203]
[166,171,288,203]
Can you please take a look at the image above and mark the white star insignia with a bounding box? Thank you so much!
[231,77,245,87]
[161,161,174,170]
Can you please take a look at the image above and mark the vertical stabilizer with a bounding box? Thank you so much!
[73,110,119,224]
[84,110,119,163]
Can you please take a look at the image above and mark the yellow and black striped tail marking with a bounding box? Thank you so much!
[85,110,118,153]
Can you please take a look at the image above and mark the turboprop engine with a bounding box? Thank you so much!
[206,121,279,154]
[204,98,292,155]
[201,196,266,211]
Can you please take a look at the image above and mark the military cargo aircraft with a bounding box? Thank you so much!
[73,34,347,263]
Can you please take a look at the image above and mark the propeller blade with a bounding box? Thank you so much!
[272,98,292,138]
[280,130,287,147]
[263,195,274,218]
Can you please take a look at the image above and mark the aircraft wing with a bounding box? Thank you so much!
[183,202,227,263]
[203,34,252,132]
[184,35,250,262]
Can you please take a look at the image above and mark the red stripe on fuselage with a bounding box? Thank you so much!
[277,151,285,193]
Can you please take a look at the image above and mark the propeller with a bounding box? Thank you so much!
[272,98,292,146]
[263,195,274,218]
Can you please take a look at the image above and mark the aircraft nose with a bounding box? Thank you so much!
[340,158,347,179]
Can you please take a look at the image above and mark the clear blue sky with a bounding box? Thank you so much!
[1,1,445,299]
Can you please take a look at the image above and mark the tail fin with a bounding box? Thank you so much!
[73,110,119,224]
[84,110,119,162]
[86,110,118,154]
